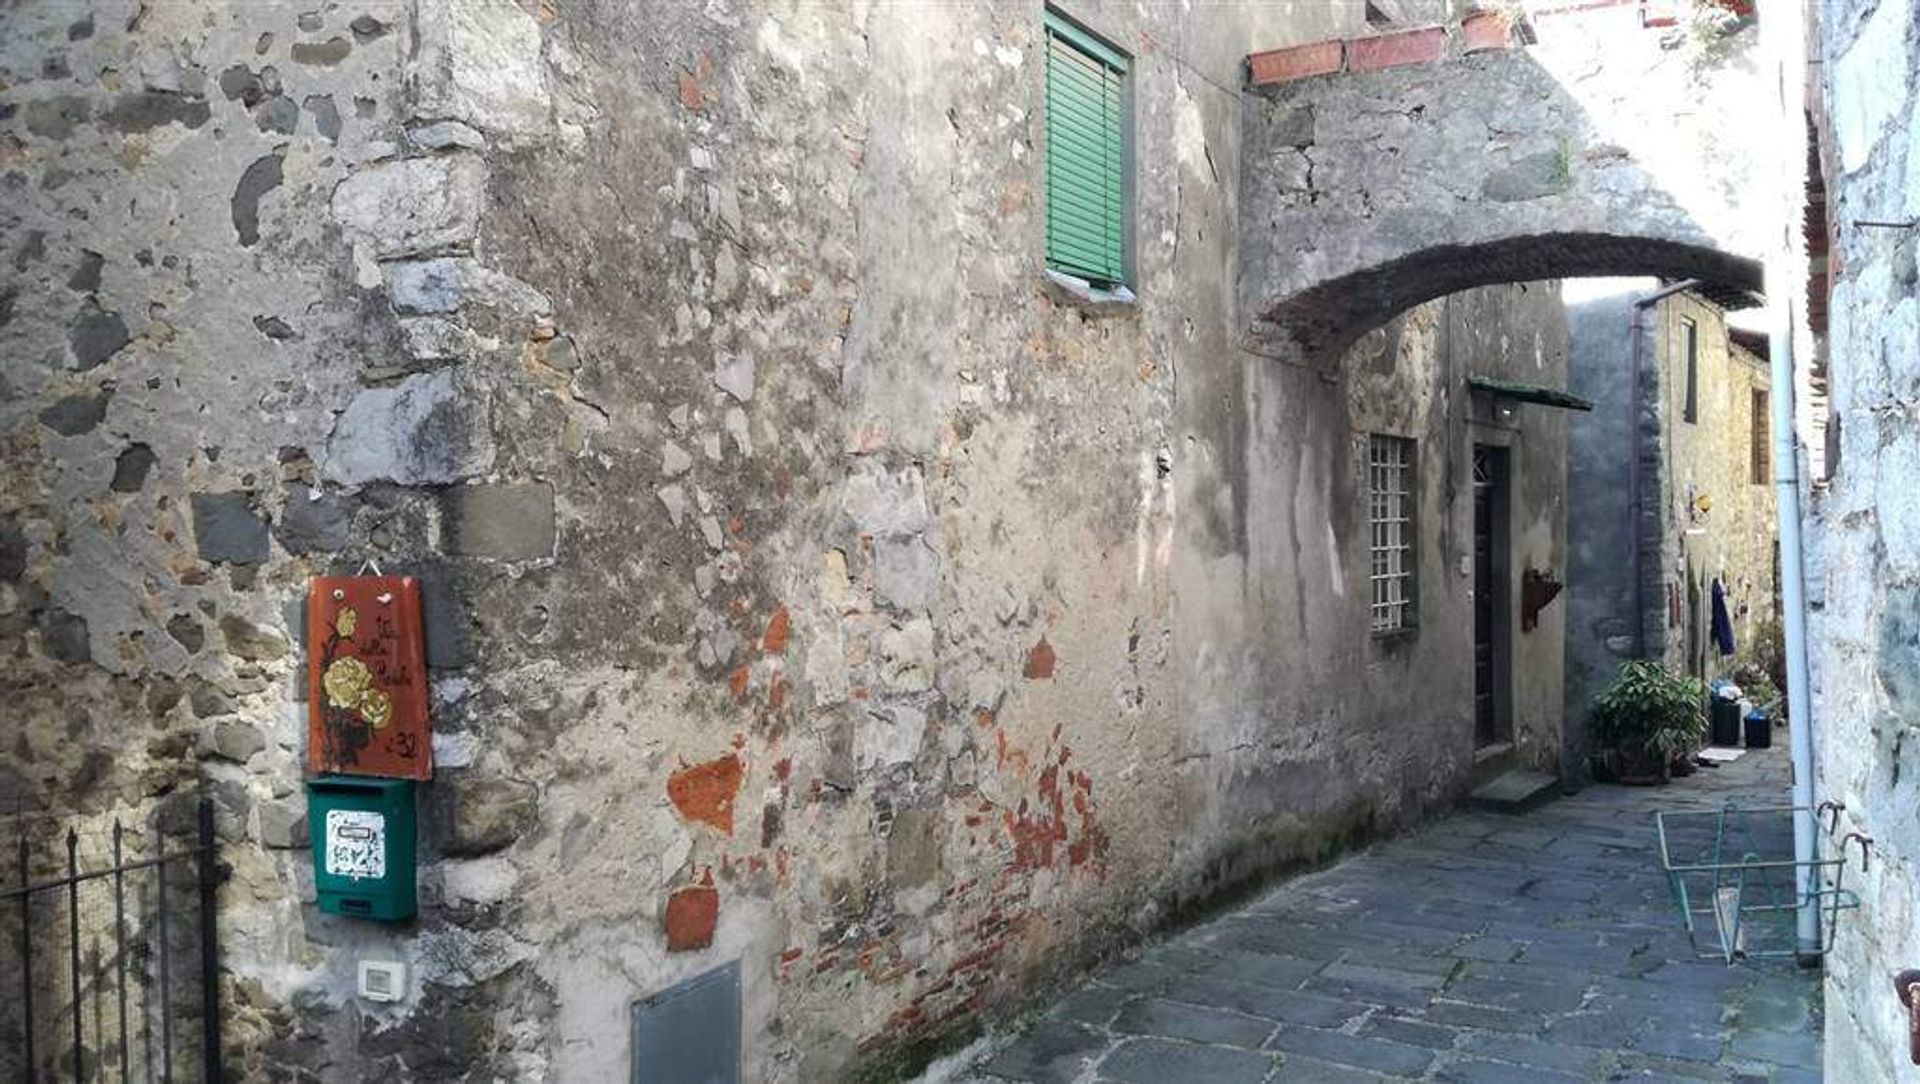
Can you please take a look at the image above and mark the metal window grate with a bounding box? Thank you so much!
[1369,435,1415,632]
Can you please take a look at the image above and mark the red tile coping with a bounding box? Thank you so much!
[1346,26,1447,72]
[1248,40,1344,85]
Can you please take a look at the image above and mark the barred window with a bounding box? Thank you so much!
[1369,435,1416,633]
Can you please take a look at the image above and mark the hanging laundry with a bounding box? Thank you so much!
[1711,577,1736,656]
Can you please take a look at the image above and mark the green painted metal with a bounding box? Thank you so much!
[308,775,418,921]
[1045,11,1127,287]
[1467,375,1595,412]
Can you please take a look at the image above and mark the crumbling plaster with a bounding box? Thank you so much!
[3,0,1575,1080]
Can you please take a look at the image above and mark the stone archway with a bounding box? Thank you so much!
[1238,26,1768,361]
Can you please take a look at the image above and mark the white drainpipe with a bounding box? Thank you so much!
[1767,293,1820,961]
[1758,0,1820,962]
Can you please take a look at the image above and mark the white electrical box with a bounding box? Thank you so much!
[357,959,407,1003]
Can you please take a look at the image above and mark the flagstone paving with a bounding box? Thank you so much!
[957,748,1822,1083]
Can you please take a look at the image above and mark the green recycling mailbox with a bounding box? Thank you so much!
[307,776,417,921]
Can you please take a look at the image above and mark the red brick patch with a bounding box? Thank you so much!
[667,754,743,833]
[664,875,718,952]
[1023,637,1056,680]
[762,605,790,653]
[1460,11,1513,52]
[677,71,706,110]
[1346,26,1446,71]
[1248,40,1344,85]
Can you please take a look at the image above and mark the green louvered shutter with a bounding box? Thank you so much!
[1045,13,1127,287]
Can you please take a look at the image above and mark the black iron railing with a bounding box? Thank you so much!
[3,796,223,1083]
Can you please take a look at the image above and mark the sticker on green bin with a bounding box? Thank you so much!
[325,810,387,880]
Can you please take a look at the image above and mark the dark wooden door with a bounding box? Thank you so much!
[1473,445,1511,749]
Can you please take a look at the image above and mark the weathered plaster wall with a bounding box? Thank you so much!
[1565,283,1777,759]
[3,1,1570,1080]
[1185,279,1569,910]
[1239,10,1768,362]
[1808,0,1920,1078]
[0,2,453,1076]
[1649,292,1777,680]
[1564,280,1650,773]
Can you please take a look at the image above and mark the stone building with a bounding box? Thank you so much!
[1565,281,1778,761]
[0,0,1785,1079]
[1795,0,1920,1077]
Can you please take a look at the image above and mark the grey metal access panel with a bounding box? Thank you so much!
[632,960,741,1084]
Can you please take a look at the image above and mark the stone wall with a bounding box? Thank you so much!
[1807,0,1920,1078]
[1648,292,1777,683]
[1566,283,1777,772]
[3,2,1568,1080]
[1239,8,1769,363]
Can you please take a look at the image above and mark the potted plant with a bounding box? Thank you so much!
[1594,660,1707,783]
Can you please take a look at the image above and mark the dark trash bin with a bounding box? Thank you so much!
[1710,695,1743,747]
[1745,709,1772,749]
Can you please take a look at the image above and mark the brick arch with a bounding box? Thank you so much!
[1255,233,1763,361]
[1238,25,1767,363]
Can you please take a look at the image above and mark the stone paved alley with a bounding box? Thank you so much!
[958,749,1821,1084]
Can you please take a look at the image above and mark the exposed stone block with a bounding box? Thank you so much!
[291,36,352,66]
[205,720,267,762]
[714,351,755,402]
[1347,27,1446,72]
[323,369,495,486]
[259,800,308,849]
[1248,41,1344,85]
[255,95,300,135]
[167,613,206,653]
[188,677,234,717]
[110,443,157,491]
[878,619,936,691]
[220,613,289,661]
[389,258,464,315]
[100,91,211,132]
[409,120,486,151]
[873,537,940,611]
[843,462,929,538]
[39,608,90,663]
[887,807,942,889]
[231,151,285,247]
[67,304,129,369]
[412,0,550,142]
[443,482,556,560]
[38,390,110,435]
[1482,150,1573,202]
[0,518,27,582]
[274,483,356,554]
[191,491,271,564]
[443,855,520,906]
[331,154,487,259]
[437,775,539,856]
[417,564,472,669]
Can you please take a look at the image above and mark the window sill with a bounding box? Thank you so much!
[1045,268,1136,313]
[1371,626,1419,644]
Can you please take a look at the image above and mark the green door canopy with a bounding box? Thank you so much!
[1468,375,1594,412]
